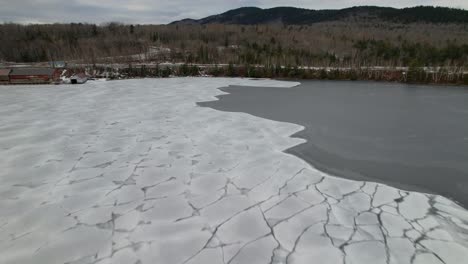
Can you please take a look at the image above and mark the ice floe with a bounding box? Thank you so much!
[0,78,467,264]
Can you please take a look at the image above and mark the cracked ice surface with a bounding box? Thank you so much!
[0,78,467,264]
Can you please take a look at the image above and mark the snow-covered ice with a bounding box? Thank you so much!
[0,78,467,264]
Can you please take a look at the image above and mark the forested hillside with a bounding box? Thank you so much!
[1,6,468,69]
[171,6,468,25]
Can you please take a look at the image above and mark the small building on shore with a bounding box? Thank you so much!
[70,73,88,84]
[0,69,11,84]
[9,68,61,84]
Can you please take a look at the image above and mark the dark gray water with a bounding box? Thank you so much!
[199,80,468,208]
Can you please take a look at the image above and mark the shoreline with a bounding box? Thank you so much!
[2,63,468,86]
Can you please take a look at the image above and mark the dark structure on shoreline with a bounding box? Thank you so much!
[0,68,61,85]
[0,69,11,84]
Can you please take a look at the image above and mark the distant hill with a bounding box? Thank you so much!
[170,6,468,25]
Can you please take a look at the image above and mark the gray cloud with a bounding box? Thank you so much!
[1,0,467,24]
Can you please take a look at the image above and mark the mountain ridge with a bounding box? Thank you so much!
[170,6,468,25]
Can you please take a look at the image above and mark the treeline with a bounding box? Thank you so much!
[0,23,146,63]
[380,6,468,24]
[100,63,468,85]
[352,39,468,67]
[1,22,468,69]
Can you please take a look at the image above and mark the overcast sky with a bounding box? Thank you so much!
[1,0,467,24]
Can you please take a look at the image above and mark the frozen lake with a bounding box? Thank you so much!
[200,81,468,208]
[0,78,467,264]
